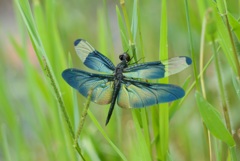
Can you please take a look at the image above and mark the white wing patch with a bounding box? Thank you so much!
[74,39,95,62]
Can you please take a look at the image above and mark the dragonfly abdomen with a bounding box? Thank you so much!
[105,81,121,125]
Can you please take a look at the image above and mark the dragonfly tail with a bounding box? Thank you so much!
[105,102,115,126]
[105,82,120,126]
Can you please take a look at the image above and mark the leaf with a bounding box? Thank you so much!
[131,0,138,42]
[209,1,237,75]
[228,13,240,42]
[195,91,235,147]
[116,6,128,51]
[232,73,240,99]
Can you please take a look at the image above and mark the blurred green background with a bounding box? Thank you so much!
[1,0,240,161]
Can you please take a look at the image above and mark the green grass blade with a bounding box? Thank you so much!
[158,0,169,160]
[87,110,127,161]
[210,1,240,77]
[4,0,240,160]
[131,0,138,42]
[228,13,240,41]
[232,74,240,99]
[1,125,12,161]
[132,111,152,161]
[120,0,133,43]
[14,0,84,159]
[195,91,235,147]
[116,5,128,51]
[185,0,199,90]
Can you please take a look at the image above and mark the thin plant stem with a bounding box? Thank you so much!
[120,0,137,62]
[74,89,93,147]
[43,57,85,161]
[184,0,199,90]
[136,0,145,59]
[120,0,133,43]
[200,18,207,98]
[199,12,212,161]
[222,13,240,78]
[211,36,232,133]
[87,110,128,161]
[159,0,168,160]
[216,0,240,77]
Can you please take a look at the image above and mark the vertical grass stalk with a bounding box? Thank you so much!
[119,0,152,159]
[211,36,237,160]
[43,58,85,160]
[211,37,232,133]
[15,0,85,159]
[158,0,169,160]
[120,0,133,43]
[184,0,199,90]
[199,11,213,161]
[120,0,137,61]
[74,89,93,148]
[87,110,128,161]
[216,0,240,78]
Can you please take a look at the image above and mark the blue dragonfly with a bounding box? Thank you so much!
[62,39,192,125]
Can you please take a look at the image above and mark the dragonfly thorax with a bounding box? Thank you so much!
[114,61,127,80]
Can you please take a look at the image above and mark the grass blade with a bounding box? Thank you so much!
[158,0,169,160]
[195,91,235,147]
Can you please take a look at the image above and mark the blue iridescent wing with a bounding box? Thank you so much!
[74,39,115,73]
[123,56,192,79]
[117,79,185,108]
[62,69,114,105]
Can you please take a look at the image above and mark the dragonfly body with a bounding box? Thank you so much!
[62,39,192,125]
[107,53,130,125]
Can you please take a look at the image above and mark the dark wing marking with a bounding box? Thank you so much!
[117,79,185,108]
[62,68,114,105]
[123,56,192,79]
[74,39,115,73]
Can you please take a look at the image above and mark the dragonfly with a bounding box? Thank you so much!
[62,39,192,125]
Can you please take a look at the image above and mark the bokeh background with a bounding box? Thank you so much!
[1,0,240,161]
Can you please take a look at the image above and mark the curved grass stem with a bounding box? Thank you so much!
[43,57,85,161]
[74,89,93,147]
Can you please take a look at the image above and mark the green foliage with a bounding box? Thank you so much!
[195,91,235,146]
[1,0,240,160]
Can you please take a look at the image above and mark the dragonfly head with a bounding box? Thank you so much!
[119,52,130,63]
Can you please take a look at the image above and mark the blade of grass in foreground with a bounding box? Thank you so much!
[1,125,12,161]
[216,0,240,77]
[14,0,84,159]
[87,110,128,161]
[195,92,236,156]
[116,5,128,51]
[118,0,152,160]
[185,0,199,90]
[131,0,152,157]
[209,1,239,77]
[158,0,169,160]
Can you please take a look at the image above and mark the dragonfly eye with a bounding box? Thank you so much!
[119,52,130,62]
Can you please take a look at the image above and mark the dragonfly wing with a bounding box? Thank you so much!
[62,69,114,105]
[74,39,115,73]
[117,79,185,108]
[123,56,192,79]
